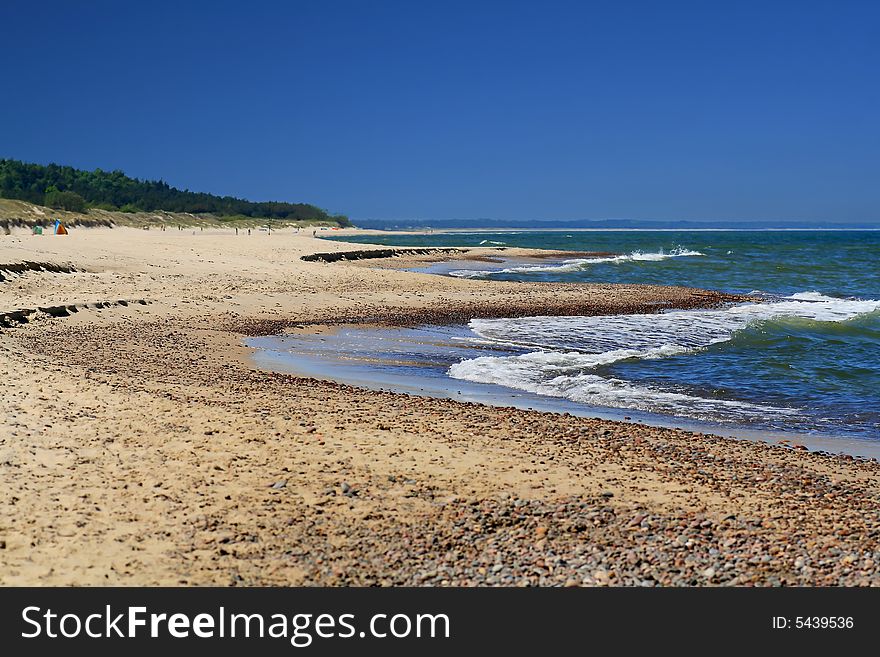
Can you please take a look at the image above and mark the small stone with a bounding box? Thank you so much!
[702,567,716,579]
[600,491,614,499]
[535,526,548,539]
[341,482,351,494]
[270,480,287,489]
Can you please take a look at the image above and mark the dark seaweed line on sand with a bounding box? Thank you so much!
[301,247,467,263]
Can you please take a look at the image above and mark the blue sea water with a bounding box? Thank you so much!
[316,230,880,442]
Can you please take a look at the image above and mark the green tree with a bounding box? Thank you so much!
[44,186,87,212]
[0,158,347,225]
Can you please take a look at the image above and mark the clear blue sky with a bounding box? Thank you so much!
[2,0,878,223]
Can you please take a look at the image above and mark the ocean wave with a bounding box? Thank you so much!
[786,291,849,303]
[467,294,880,351]
[448,292,880,421]
[447,246,704,278]
[448,350,794,421]
[449,269,507,278]
[448,269,498,279]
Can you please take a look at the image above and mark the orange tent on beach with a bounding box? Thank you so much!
[54,220,68,235]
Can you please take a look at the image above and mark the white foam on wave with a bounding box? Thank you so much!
[448,293,880,422]
[787,291,845,302]
[448,268,498,279]
[448,350,793,421]
[447,247,704,278]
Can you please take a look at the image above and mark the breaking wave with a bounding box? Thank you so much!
[448,293,880,424]
[448,247,704,278]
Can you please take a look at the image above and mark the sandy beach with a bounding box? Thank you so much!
[2,227,879,586]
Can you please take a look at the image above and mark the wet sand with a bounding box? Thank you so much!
[249,323,880,460]
[1,227,879,586]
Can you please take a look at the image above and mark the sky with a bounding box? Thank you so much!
[2,0,878,223]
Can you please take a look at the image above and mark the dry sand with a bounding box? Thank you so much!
[1,227,878,586]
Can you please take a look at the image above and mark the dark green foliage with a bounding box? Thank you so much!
[43,186,87,212]
[0,159,344,223]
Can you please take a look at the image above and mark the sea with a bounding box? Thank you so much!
[249,230,880,452]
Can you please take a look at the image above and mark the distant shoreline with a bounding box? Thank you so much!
[348,226,880,233]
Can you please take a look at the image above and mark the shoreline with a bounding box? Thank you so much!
[246,322,880,460]
[326,226,880,234]
[2,227,879,585]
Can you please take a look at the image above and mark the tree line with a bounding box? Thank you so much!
[0,159,350,224]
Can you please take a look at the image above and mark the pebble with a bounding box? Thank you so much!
[13,293,880,587]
